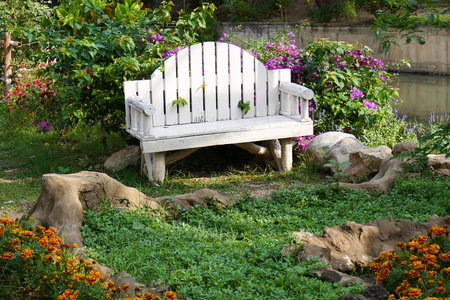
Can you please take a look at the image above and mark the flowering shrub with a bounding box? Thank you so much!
[32,0,214,134]
[243,29,407,139]
[0,216,176,299]
[1,61,70,134]
[371,225,450,299]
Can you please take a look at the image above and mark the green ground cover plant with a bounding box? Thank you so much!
[81,177,450,299]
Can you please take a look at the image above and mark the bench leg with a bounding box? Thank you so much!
[280,138,293,172]
[143,153,154,181]
[152,152,166,183]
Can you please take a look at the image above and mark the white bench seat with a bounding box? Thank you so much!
[124,42,314,183]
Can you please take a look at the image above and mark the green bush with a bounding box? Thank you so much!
[242,29,409,139]
[220,0,289,22]
[32,0,214,134]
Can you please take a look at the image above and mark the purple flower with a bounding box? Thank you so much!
[40,121,50,133]
[32,120,38,127]
[350,87,364,99]
[362,100,377,111]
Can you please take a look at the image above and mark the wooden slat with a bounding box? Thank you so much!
[267,70,280,116]
[229,44,242,120]
[136,80,152,136]
[151,70,165,126]
[164,56,178,125]
[177,48,191,124]
[242,51,255,118]
[190,44,204,123]
[255,60,268,117]
[216,43,230,120]
[203,42,217,122]
[123,81,138,130]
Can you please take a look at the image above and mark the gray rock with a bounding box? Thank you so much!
[104,145,141,171]
[349,146,392,173]
[392,141,417,155]
[328,137,367,176]
[305,132,357,167]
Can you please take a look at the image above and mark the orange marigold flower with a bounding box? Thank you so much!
[143,292,154,299]
[71,273,85,282]
[46,245,57,253]
[39,236,49,246]
[105,294,112,300]
[35,225,46,232]
[370,262,380,271]
[9,238,18,245]
[413,261,427,271]
[14,245,22,252]
[424,254,437,263]
[408,288,422,298]
[50,236,61,246]
[23,231,35,238]
[439,253,448,261]
[428,244,440,254]
[397,242,406,249]
[0,217,15,226]
[438,280,444,286]
[435,286,445,293]
[3,252,14,260]
[165,291,176,300]
[71,243,78,248]
[427,271,437,278]
[21,248,34,259]
[429,225,447,237]
[388,295,395,300]
[122,284,130,290]
[417,236,428,243]
[417,278,423,284]
[409,269,420,278]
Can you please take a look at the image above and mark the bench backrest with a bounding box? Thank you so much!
[124,42,292,128]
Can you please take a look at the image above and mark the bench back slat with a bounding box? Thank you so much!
[229,44,242,120]
[217,43,230,121]
[255,60,268,117]
[150,70,165,127]
[190,43,204,123]
[203,42,217,122]
[177,44,191,124]
[164,54,178,125]
[242,50,255,118]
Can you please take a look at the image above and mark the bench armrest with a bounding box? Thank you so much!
[127,96,156,116]
[279,82,314,122]
[279,82,314,100]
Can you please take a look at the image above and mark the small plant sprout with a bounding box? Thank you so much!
[238,100,251,115]
[323,159,352,189]
[172,96,188,107]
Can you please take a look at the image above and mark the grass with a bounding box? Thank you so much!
[81,177,450,299]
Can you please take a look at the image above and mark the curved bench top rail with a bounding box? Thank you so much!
[124,42,292,127]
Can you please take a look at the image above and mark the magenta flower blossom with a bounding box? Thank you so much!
[363,100,377,111]
[350,87,364,99]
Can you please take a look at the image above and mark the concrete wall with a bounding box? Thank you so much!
[221,22,449,74]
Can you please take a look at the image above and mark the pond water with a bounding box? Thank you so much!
[394,73,449,124]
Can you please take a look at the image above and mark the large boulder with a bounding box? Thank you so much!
[349,146,392,173]
[305,132,357,167]
[328,137,367,177]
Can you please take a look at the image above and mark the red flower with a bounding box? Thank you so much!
[86,68,90,73]
[90,72,93,76]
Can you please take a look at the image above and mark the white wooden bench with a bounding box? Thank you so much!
[124,42,314,183]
